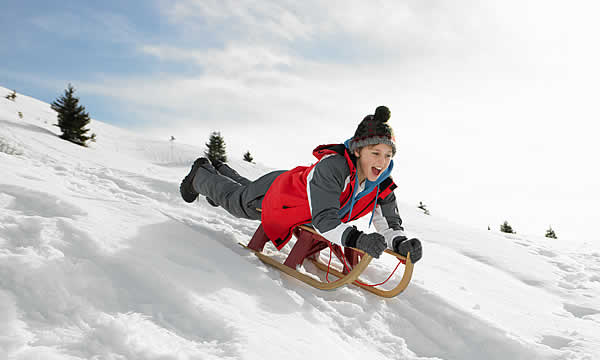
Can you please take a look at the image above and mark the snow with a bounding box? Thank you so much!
[1,86,599,360]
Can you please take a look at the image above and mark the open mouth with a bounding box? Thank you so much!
[371,167,382,177]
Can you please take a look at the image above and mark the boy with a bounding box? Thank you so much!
[180,106,422,262]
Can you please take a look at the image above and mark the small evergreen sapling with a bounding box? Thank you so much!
[51,84,94,146]
[205,131,227,164]
[500,221,515,234]
[5,90,17,101]
[545,226,557,239]
[243,151,254,163]
[418,201,430,215]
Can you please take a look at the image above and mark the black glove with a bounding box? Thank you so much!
[392,236,422,263]
[355,232,387,258]
[342,227,387,258]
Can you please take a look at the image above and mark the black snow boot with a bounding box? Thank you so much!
[180,158,218,206]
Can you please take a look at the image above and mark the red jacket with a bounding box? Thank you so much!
[261,144,397,249]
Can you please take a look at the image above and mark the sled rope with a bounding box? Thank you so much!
[325,243,403,287]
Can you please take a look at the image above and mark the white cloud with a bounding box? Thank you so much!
[163,0,316,42]
[159,0,492,62]
[140,44,295,79]
[126,0,507,138]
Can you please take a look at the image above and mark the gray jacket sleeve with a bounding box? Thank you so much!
[307,155,355,246]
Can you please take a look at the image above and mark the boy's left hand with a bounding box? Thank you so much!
[392,236,422,263]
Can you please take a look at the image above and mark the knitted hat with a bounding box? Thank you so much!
[348,106,396,155]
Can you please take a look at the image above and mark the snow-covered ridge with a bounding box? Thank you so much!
[1,85,599,359]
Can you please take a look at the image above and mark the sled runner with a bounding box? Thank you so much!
[240,223,414,297]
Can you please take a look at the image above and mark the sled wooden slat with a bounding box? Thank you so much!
[310,254,413,298]
[240,243,373,290]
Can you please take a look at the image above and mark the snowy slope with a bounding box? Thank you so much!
[1,86,599,360]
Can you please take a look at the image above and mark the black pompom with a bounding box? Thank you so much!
[374,106,390,123]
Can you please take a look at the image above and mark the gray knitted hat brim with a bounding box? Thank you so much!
[349,136,396,155]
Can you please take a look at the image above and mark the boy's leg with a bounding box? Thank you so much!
[240,170,286,218]
[193,166,285,220]
[214,162,251,186]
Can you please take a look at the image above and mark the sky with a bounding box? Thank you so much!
[2,0,600,244]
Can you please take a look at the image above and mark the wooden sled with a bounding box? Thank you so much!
[240,223,414,297]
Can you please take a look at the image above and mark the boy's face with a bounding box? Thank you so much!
[354,143,393,182]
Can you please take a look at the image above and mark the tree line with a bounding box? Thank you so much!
[47,85,254,161]
[417,203,558,239]
[204,131,254,164]
[498,221,558,239]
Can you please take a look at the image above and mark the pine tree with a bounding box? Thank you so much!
[243,150,254,163]
[500,221,515,234]
[5,90,16,101]
[205,131,227,164]
[545,226,557,239]
[51,84,93,146]
[418,201,430,215]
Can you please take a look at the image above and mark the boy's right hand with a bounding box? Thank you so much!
[356,232,387,258]
[393,236,423,263]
